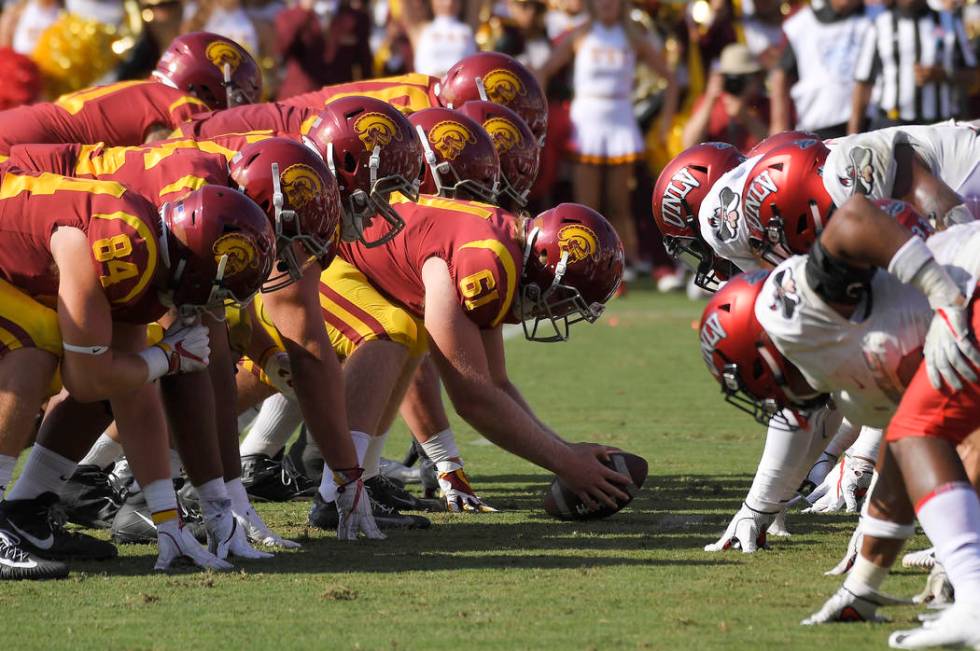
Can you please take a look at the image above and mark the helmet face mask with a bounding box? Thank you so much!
[153,32,261,110]
[417,128,499,203]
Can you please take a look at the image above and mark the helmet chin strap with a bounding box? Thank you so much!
[270,162,298,235]
[415,125,447,196]
[157,204,173,270]
[521,225,541,277]
[475,77,489,102]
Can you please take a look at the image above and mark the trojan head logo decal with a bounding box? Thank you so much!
[429,120,477,161]
[482,69,526,104]
[205,41,243,73]
[557,224,598,264]
[213,233,258,276]
[840,146,875,196]
[482,117,522,154]
[280,163,323,210]
[352,112,402,150]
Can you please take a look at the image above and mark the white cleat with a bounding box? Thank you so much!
[206,511,274,560]
[889,600,980,649]
[154,520,233,571]
[913,563,955,607]
[767,510,791,537]
[234,507,301,549]
[903,548,937,570]
[802,585,910,625]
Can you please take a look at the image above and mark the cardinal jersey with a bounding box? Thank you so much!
[340,194,522,328]
[0,81,210,156]
[172,103,318,140]
[279,73,439,114]
[698,154,764,274]
[0,171,166,323]
[756,222,980,427]
[822,124,980,208]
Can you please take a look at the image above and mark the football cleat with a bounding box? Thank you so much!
[58,464,123,529]
[0,529,69,580]
[379,458,420,485]
[903,547,937,570]
[286,427,325,483]
[913,563,955,606]
[420,457,438,499]
[364,475,441,513]
[308,491,430,531]
[801,585,910,624]
[154,519,233,572]
[767,509,791,537]
[107,458,134,498]
[241,452,316,502]
[111,489,206,545]
[204,507,273,560]
[0,493,116,560]
[888,600,980,649]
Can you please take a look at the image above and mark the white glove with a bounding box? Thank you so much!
[234,507,301,549]
[803,455,874,513]
[437,461,498,513]
[767,509,791,537]
[154,519,233,571]
[801,585,909,624]
[704,503,775,553]
[788,451,839,508]
[262,351,296,400]
[205,507,274,560]
[334,469,385,541]
[826,525,863,576]
[142,321,211,381]
[924,302,980,391]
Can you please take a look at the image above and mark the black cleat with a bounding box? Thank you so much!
[0,493,117,561]
[111,489,206,545]
[308,491,430,531]
[242,452,317,502]
[364,474,441,513]
[0,529,68,580]
[286,427,325,483]
[58,465,122,529]
[419,458,439,500]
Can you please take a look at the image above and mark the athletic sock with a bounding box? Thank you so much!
[195,477,230,523]
[143,479,178,525]
[0,454,15,498]
[362,431,388,480]
[916,481,980,603]
[843,553,890,593]
[240,394,303,457]
[318,431,371,502]
[6,444,76,501]
[420,428,462,473]
[225,478,251,516]
[79,432,123,470]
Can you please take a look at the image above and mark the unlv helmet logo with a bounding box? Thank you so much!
[213,232,259,276]
[743,170,778,232]
[482,69,527,104]
[205,41,243,73]
[353,112,402,150]
[280,163,324,209]
[659,167,701,230]
[699,311,727,378]
[482,116,522,154]
[557,224,598,264]
[429,120,477,161]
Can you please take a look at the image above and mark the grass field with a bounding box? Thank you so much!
[2,288,933,650]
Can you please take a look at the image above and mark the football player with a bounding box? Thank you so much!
[0,174,275,579]
[0,33,260,158]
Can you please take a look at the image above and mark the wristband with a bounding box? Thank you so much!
[138,345,171,383]
[332,467,364,489]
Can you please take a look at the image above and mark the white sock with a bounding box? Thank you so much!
[225,478,251,516]
[823,418,861,458]
[143,478,178,524]
[79,432,123,470]
[420,428,460,464]
[240,394,303,457]
[318,431,371,502]
[195,477,230,523]
[6,444,76,501]
[237,405,260,433]
[362,431,388,480]
[843,553,890,593]
[846,427,883,462]
[916,481,980,603]
[0,454,15,497]
[169,449,183,479]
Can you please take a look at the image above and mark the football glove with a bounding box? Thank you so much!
[204,506,274,560]
[826,525,863,576]
[261,351,296,400]
[437,461,498,513]
[767,509,791,537]
[704,503,776,553]
[924,302,980,391]
[234,506,301,549]
[334,468,385,541]
[913,564,954,607]
[157,321,211,374]
[154,518,233,571]
[803,454,874,513]
[801,585,909,624]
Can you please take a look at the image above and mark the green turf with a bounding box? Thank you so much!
[3,288,931,650]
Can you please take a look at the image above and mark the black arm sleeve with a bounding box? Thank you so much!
[804,239,875,305]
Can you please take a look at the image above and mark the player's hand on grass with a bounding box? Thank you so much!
[793,451,839,504]
[437,461,498,513]
[825,524,862,575]
[559,443,631,511]
[801,585,909,624]
[205,510,274,560]
[261,351,296,400]
[803,454,874,513]
[155,519,233,572]
[234,506,301,549]
[334,468,385,541]
[767,508,791,537]
[704,502,775,553]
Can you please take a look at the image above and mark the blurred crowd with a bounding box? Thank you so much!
[0,0,977,289]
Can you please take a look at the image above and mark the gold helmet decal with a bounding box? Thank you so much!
[353,112,402,150]
[557,224,598,264]
[213,232,258,276]
[482,69,526,105]
[280,163,323,209]
[482,117,522,154]
[428,120,477,161]
[205,40,243,73]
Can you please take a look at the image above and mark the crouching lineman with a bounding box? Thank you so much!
[698,197,980,647]
[0,169,276,579]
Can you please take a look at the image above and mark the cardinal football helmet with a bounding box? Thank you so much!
[408,107,500,203]
[747,130,821,158]
[153,32,261,109]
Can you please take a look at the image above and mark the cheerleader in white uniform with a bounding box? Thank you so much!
[538,0,677,268]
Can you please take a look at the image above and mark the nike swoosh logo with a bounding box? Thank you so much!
[8,521,53,551]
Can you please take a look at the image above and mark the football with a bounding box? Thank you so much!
[543,452,649,521]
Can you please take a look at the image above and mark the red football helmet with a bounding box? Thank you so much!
[742,140,833,263]
[746,130,821,158]
[699,271,824,429]
[456,101,539,209]
[652,142,745,290]
[153,32,261,110]
[873,198,934,241]
[519,204,624,342]
[408,107,500,203]
[437,52,548,144]
[303,96,423,247]
[229,138,342,290]
[161,185,276,311]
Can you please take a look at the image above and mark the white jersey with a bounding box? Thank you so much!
[756,222,980,427]
[822,124,980,208]
[572,22,636,99]
[698,155,764,274]
[413,16,477,78]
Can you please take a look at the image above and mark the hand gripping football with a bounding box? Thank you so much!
[543,452,648,521]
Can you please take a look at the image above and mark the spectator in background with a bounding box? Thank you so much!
[495,0,551,69]
[545,0,587,39]
[538,0,678,279]
[770,0,870,139]
[0,0,60,55]
[411,0,476,77]
[114,0,183,81]
[740,0,785,69]
[682,43,769,150]
[848,0,976,133]
[183,0,259,55]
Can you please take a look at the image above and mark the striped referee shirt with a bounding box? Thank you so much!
[854,6,977,122]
